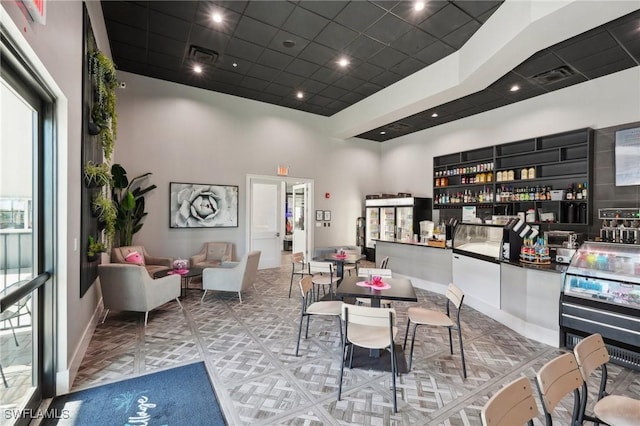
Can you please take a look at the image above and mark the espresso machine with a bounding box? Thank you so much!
[599,208,640,244]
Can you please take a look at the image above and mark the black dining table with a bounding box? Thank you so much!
[336,275,418,307]
[314,253,365,279]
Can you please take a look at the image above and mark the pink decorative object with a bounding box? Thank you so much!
[356,280,391,290]
[124,251,144,265]
[173,258,188,270]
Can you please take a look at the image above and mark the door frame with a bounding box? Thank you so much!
[246,174,314,266]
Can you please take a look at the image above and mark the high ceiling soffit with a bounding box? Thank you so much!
[102,1,640,142]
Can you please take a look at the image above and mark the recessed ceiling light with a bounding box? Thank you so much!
[414,1,425,11]
[510,85,520,92]
[338,57,350,67]
[296,91,304,99]
[380,131,386,135]
[232,63,238,68]
[282,40,296,48]
[193,64,203,74]
[431,112,438,118]
[212,12,223,23]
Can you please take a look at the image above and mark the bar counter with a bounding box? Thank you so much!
[374,239,566,346]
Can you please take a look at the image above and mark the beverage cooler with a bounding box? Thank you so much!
[364,197,432,261]
[560,241,640,370]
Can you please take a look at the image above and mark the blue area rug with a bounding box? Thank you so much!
[44,361,226,425]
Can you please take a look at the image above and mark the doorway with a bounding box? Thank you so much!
[246,175,313,269]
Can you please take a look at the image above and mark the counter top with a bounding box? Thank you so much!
[373,239,449,249]
[501,259,568,274]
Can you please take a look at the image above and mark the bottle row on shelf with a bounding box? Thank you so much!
[435,162,494,177]
[435,183,588,205]
[435,171,495,187]
[497,167,536,181]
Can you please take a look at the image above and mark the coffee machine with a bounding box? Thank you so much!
[599,208,640,244]
[419,220,434,242]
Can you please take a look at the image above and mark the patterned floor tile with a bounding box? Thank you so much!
[67,256,640,425]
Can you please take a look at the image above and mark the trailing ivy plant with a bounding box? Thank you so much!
[84,161,112,188]
[89,49,117,161]
[92,191,117,244]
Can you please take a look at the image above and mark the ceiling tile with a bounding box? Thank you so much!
[314,22,359,51]
[258,48,294,70]
[224,38,264,62]
[455,1,502,19]
[369,70,403,86]
[216,55,247,73]
[298,1,348,20]
[345,35,387,61]
[234,16,279,47]
[149,9,191,41]
[391,28,436,55]
[320,85,350,99]
[285,58,321,78]
[333,75,367,91]
[327,99,350,111]
[244,1,296,27]
[148,33,186,57]
[264,82,293,97]
[350,62,385,81]
[246,63,281,81]
[112,57,146,75]
[333,1,386,33]
[413,40,455,65]
[353,82,383,97]
[299,79,327,94]
[477,4,502,23]
[147,66,181,84]
[461,89,504,107]
[210,68,245,86]
[148,50,182,72]
[341,91,366,104]
[257,92,283,104]
[148,1,198,21]
[368,47,408,69]
[188,24,231,53]
[268,30,310,56]
[104,20,147,48]
[101,2,147,29]
[282,6,330,40]
[554,30,618,62]
[310,66,342,85]
[419,3,472,38]
[271,72,305,88]
[390,57,425,77]
[307,94,333,107]
[364,12,414,45]
[109,41,146,63]
[298,42,340,67]
[443,19,481,49]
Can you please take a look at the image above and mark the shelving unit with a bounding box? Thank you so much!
[433,128,594,229]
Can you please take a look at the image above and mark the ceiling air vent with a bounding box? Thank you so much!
[530,65,575,85]
[188,45,219,64]
[387,122,411,132]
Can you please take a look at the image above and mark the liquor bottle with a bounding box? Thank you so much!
[566,184,573,200]
[582,182,587,199]
[576,183,583,200]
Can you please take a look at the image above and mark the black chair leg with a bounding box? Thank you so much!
[336,316,344,346]
[288,272,294,298]
[403,319,411,350]
[448,327,453,355]
[295,313,304,356]
[0,364,7,388]
[409,324,419,371]
[305,315,310,339]
[338,341,346,401]
[390,343,398,413]
[457,327,467,378]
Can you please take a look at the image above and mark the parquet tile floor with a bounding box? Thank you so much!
[69,257,640,425]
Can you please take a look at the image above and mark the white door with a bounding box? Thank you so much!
[250,179,281,269]
[292,183,309,260]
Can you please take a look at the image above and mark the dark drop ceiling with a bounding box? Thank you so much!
[102,2,640,142]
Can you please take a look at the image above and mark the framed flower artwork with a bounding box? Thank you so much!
[170,182,238,228]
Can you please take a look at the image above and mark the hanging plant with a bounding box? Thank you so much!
[87,235,106,261]
[92,191,117,245]
[89,49,117,161]
[84,161,112,188]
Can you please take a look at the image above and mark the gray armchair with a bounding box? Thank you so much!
[190,242,233,268]
[201,251,261,303]
[98,263,182,325]
[111,245,173,275]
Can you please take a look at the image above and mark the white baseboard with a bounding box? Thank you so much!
[56,297,103,394]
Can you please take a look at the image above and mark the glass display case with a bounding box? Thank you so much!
[561,241,640,370]
[452,223,503,261]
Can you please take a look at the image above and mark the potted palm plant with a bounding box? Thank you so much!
[111,163,157,246]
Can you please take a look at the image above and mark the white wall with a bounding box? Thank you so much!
[114,71,382,258]
[378,67,640,198]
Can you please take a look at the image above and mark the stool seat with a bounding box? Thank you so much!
[594,395,640,426]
